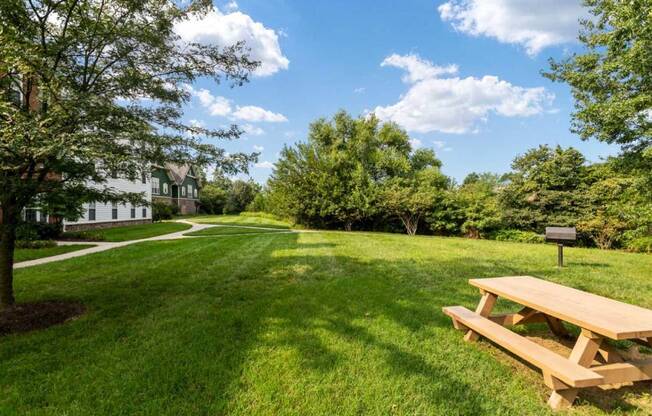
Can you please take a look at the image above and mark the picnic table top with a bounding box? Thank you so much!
[469,276,652,340]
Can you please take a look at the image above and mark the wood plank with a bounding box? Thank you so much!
[443,306,604,388]
[489,308,546,326]
[544,315,570,339]
[464,292,497,342]
[470,277,652,340]
[547,332,602,410]
[591,359,652,385]
[597,344,624,364]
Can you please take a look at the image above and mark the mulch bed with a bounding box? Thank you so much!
[0,301,85,336]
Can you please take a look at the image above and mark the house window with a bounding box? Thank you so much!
[112,202,118,220]
[24,208,37,223]
[181,185,186,197]
[152,177,160,195]
[131,205,136,219]
[163,183,169,195]
[88,202,96,221]
[187,184,192,198]
[193,188,198,198]
[141,172,147,184]
[142,208,147,218]
[39,211,48,223]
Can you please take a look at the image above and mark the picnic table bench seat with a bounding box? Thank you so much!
[443,306,604,388]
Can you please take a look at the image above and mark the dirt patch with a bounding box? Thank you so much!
[0,301,85,336]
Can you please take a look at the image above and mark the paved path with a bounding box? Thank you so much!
[14,221,218,269]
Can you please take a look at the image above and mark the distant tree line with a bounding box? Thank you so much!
[247,111,651,252]
[199,170,262,215]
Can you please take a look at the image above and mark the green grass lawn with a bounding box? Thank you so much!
[185,225,289,236]
[191,214,292,229]
[14,244,95,263]
[63,221,192,242]
[3,231,651,415]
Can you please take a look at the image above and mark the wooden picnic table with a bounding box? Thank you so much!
[443,276,652,410]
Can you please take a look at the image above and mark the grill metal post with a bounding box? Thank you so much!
[546,227,575,267]
[557,244,564,267]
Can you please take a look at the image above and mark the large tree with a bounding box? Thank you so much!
[268,112,407,230]
[380,149,448,236]
[0,0,258,309]
[545,0,651,152]
[456,173,504,238]
[498,145,589,232]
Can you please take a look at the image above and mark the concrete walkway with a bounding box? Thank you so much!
[14,220,215,269]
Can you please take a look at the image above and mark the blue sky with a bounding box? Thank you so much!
[176,0,618,184]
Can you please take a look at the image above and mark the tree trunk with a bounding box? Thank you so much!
[0,205,18,310]
[400,214,419,236]
[344,220,353,232]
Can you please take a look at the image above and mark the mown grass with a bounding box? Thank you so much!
[2,231,651,415]
[14,244,95,263]
[185,226,289,236]
[191,214,292,229]
[62,221,192,242]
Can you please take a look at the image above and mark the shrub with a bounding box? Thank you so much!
[60,230,104,241]
[625,236,652,253]
[15,222,63,241]
[489,229,545,244]
[152,202,175,221]
[15,224,39,241]
[199,184,228,214]
[15,240,57,249]
[246,193,268,213]
[577,213,628,249]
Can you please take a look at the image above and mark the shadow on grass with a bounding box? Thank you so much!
[3,232,649,415]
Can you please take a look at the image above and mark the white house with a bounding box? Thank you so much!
[63,172,153,232]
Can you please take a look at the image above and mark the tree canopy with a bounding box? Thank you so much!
[0,0,257,308]
[545,0,651,152]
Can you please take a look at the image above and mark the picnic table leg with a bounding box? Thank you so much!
[543,315,570,339]
[547,330,602,410]
[464,291,497,342]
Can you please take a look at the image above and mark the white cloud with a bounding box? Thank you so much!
[195,88,232,116]
[432,140,453,152]
[409,138,423,149]
[382,54,458,83]
[253,145,264,152]
[354,87,366,94]
[255,161,275,169]
[374,53,553,134]
[175,9,289,76]
[224,1,238,11]
[242,124,265,136]
[438,0,587,56]
[186,86,287,123]
[232,106,287,122]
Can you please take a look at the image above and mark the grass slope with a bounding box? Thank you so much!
[185,226,289,236]
[2,232,651,415]
[63,222,192,242]
[14,245,95,263]
[191,214,292,229]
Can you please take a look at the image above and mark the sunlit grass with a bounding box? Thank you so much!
[190,214,292,229]
[2,231,651,415]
